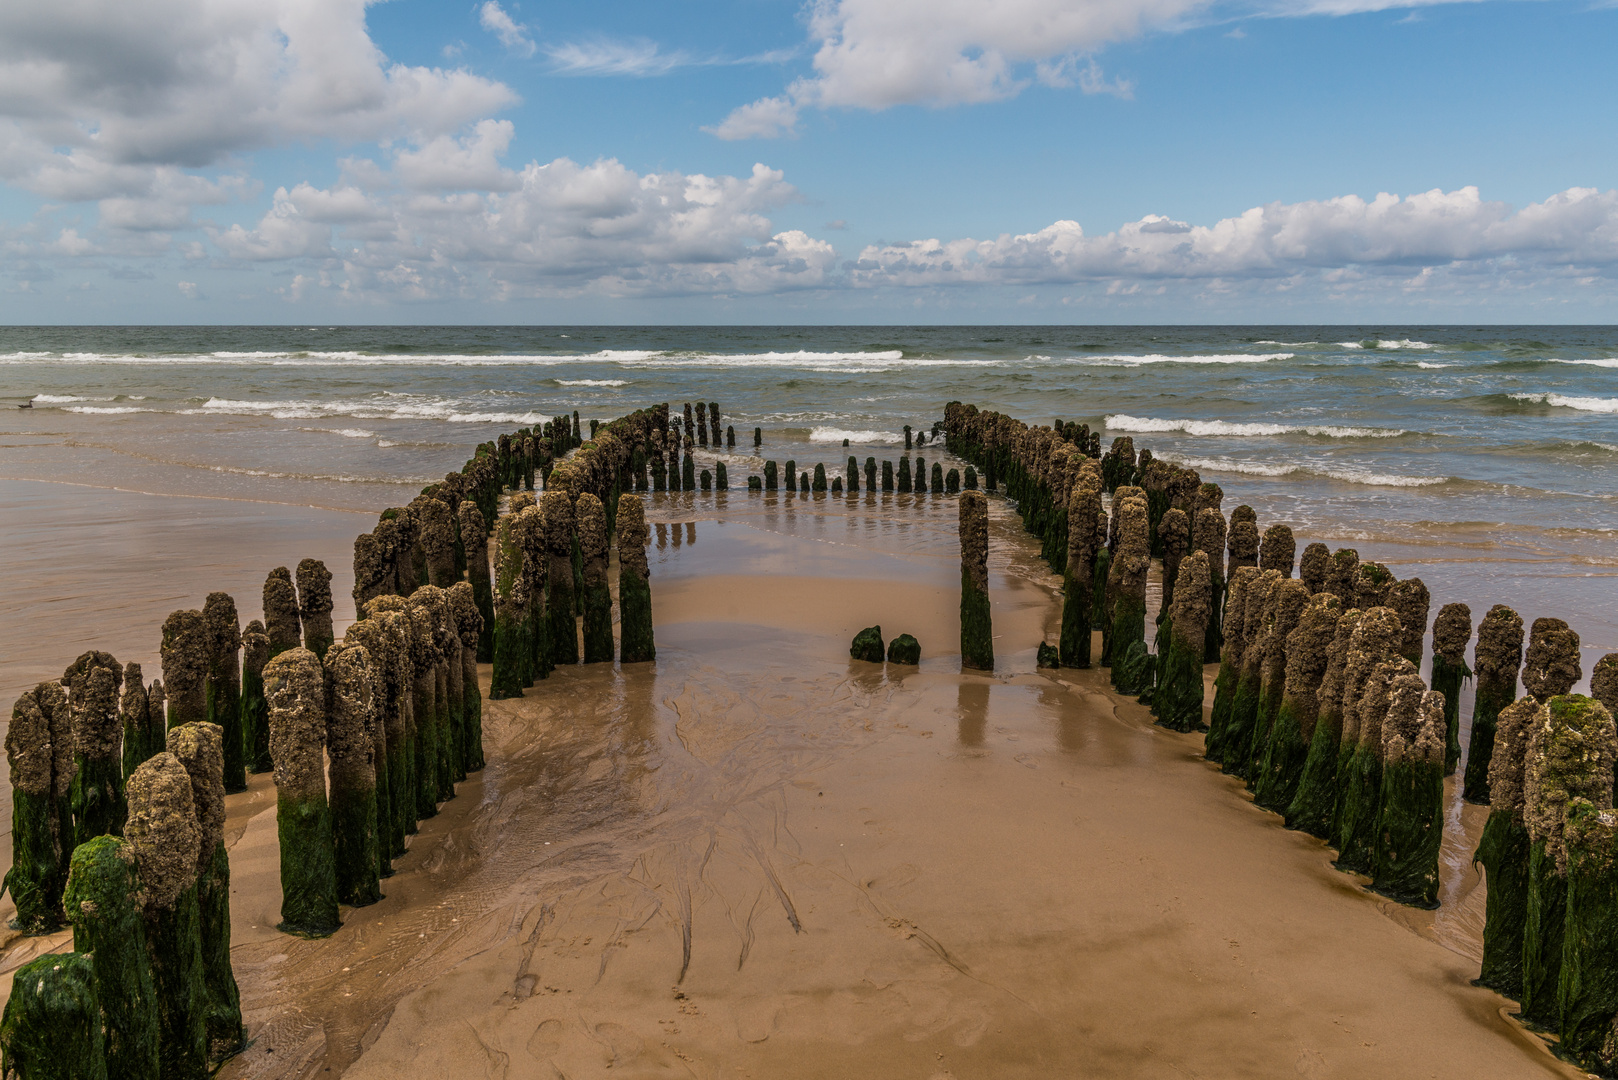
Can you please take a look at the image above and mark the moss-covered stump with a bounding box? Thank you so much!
[543,491,579,666]
[1194,508,1227,664]
[240,621,272,774]
[964,465,979,490]
[1247,578,1311,790]
[5,688,63,934]
[1328,607,1407,867]
[1465,605,1525,805]
[448,583,486,772]
[125,752,207,1079]
[959,492,994,672]
[352,533,392,614]
[844,456,858,492]
[897,457,912,492]
[887,634,921,665]
[417,497,457,589]
[1593,653,1618,718]
[1286,609,1364,836]
[717,461,729,489]
[1216,569,1280,778]
[1430,602,1473,777]
[1151,547,1210,724]
[263,566,302,657]
[1254,591,1341,808]
[66,652,126,847]
[1204,566,1259,765]
[682,453,696,490]
[165,722,243,1060]
[576,494,614,663]
[199,593,246,794]
[121,663,159,780]
[1525,617,1583,702]
[411,587,456,803]
[459,503,497,664]
[617,495,655,664]
[1060,470,1103,669]
[1352,561,1396,612]
[161,610,209,730]
[1475,698,1534,997]
[945,468,960,494]
[863,457,876,492]
[1557,794,1618,1071]
[63,835,159,1079]
[1522,694,1618,1028]
[490,512,528,699]
[262,649,340,938]
[297,559,336,661]
[1372,681,1446,907]
[361,602,413,857]
[851,626,885,663]
[1258,523,1295,577]
[932,462,945,494]
[1156,507,1190,619]
[0,953,107,1080]
[1103,491,1150,672]
[1115,639,1156,696]
[1299,542,1331,594]
[323,643,382,909]
[1036,642,1060,668]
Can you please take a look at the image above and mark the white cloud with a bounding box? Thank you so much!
[543,39,692,77]
[707,95,800,141]
[479,2,536,58]
[848,186,1618,287]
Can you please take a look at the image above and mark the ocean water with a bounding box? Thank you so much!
[2,324,1614,691]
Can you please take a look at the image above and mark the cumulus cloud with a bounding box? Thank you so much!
[848,186,1618,287]
[711,0,1504,136]
[479,2,536,57]
[0,0,516,210]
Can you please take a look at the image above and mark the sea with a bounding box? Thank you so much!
[2,324,1614,711]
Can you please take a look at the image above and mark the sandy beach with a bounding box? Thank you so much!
[0,473,1582,1079]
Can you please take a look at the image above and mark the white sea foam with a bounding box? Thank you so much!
[32,394,105,402]
[296,427,376,439]
[1175,456,1447,488]
[809,426,905,444]
[1548,358,1618,368]
[1079,353,1292,366]
[1344,339,1435,350]
[1510,392,1618,414]
[1104,414,1405,438]
[1416,362,1453,369]
[62,405,153,414]
[554,379,628,386]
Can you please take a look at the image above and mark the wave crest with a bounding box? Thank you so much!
[1104,414,1406,438]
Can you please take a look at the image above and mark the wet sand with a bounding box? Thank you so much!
[0,484,1579,1078]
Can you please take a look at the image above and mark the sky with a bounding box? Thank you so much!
[1,0,1616,324]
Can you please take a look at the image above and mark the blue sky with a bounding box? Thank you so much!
[1,0,1616,323]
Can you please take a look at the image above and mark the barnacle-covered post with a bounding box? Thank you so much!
[1226,507,1259,581]
[617,494,655,664]
[1387,578,1430,668]
[121,663,158,779]
[1204,566,1258,764]
[1060,467,1102,668]
[240,621,272,773]
[1329,608,1407,869]
[1520,694,1616,1028]
[5,688,64,934]
[166,722,243,1060]
[1258,523,1295,578]
[352,531,392,612]
[959,491,993,672]
[490,512,528,699]
[1245,578,1310,787]
[1254,591,1342,810]
[1430,602,1472,776]
[62,834,159,1079]
[543,491,579,666]
[1153,551,1211,732]
[418,499,457,589]
[296,559,335,661]
[1194,507,1227,664]
[447,582,484,771]
[1287,608,1364,836]
[263,566,302,658]
[578,494,614,663]
[1372,680,1446,907]
[1299,542,1331,594]
[124,752,206,1078]
[323,642,382,908]
[1557,768,1618,1072]
[459,503,496,663]
[262,648,340,938]
[1157,508,1189,618]
[1464,605,1524,805]
[201,593,246,793]
[66,651,125,846]
[0,953,107,1080]
[162,611,208,729]
[1101,490,1149,672]
[1214,570,1279,773]
[1525,617,1582,702]
[1473,699,1542,996]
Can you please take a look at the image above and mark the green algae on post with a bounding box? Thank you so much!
[813,462,827,492]
[932,462,944,494]
[490,512,528,699]
[240,621,272,773]
[66,651,126,846]
[543,491,579,666]
[262,566,302,657]
[1555,786,1618,1072]
[1592,654,1618,717]
[1465,605,1524,805]
[1372,681,1446,907]
[1286,608,1363,836]
[262,648,340,938]
[850,626,885,663]
[865,457,876,492]
[1328,608,1407,869]
[887,634,920,665]
[1474,696,1538,997]
[1215,569,1280,776]
[946,468,960,494]
[63,835,159,1080]
[882,460,894,491]
[459,503,496,663]
[323,642,383,909]
[897,456,912,492]
[1430,602,1472,777]
[165,722,244,1060]
[1254,591,1342,809]
[1246,578,1311,791]
[1204,566,1259,765]
[1060,466,1103,669]
[959,492,994,672]
[120,663,160,780]
[200,593,246,794]
[617,495,655,664]
[846,456,859,492]
[5,688,64,934]
[765,460,778,490]
[1194,507,1227,664]
[124,752,207,1079]
[716,461,728,489]
[0,953,107,1080]
[446,582,484,772]
[1522,694,1617,1028]
[1153,550,1212,732]
[577,494,614,663]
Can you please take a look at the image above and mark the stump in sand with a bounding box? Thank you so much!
[63,834,159,1079]
[882,460,894,492]
[417,500,457,589]
[617,495,655,664]
[1205,567,1260,765]
[125,752,206,1078]
[1259,523,1295,578]
[1430,602,1472,777]
[241,621,272,773]
[850,627,885,664]
[1524,617,1582,702]
[932,462,945,495]
[1195,507,1228,664]
[1328,607,1407,869]
[1254,591,1342,811]
[263,567,302,658]
[1556,764,1618,1073]
[1387,577,1430,668]
[120,663,161,780]
[865,458,877,492]
[459,503,496,663]
[5,688,65,934]
[322,642,382,909]
[0,953,106,1080]
[765,461,778,491]
[1474,695,1539,997]
[1245,577,1310,790]
[577,494,614,663]
[1060,467,1103,669]
[898,456,912,492]
[447,582,484,772]
[200,593,245,793]
[1212,569,1279,774]
[66,651,125,846]
[1372,680,1446,907]
[1324,547,1359,602]
[959,492,993,672]
[846,456,859,492]
[166,722,244,1059]
[490,512,529,699]
[1286,607,1363,836]
[1104,492,1151,693]
[1153,550,1211,732]
[1226,506,1258,581]
[543,491,579,666]
[1464,605,1524,805]
[1521,694,1616,1028]
[162,611,208,730]
[262,648,340,938]
[1300,542,1331,594]
[887,635,920,665]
